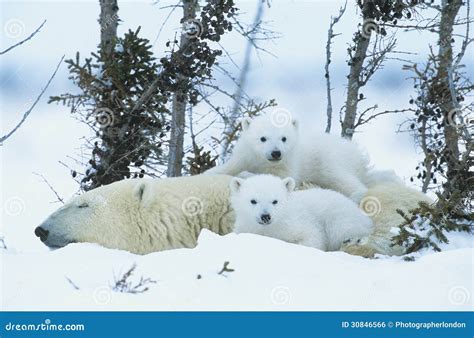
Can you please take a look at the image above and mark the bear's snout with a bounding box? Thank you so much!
[270,150,281,160]
[34,226,49,242]
[260,213,272,224]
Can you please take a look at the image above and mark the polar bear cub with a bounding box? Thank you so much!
[230,175,374,251]
[206,114,377,201]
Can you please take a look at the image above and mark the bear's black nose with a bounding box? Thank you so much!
[271,150,281,160]
[260,214,272,224]
[34,226,49,242]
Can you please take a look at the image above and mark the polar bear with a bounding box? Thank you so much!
[206,114,398,201]
[35,174,429,257]
[341,182,433,257]
[230,175,374,251]
[35,175,235,254]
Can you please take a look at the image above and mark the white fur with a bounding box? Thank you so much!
[206,114,382,200]
[341,182,433,257]
[36,175,235,254]
[230,175,374,251]
[36,173,431,257]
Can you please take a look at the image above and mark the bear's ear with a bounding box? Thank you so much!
[230,177,244,193]
[282,177,296,192]
[241,117,252,131]
[133,181,153,206]
[291,119,298,129]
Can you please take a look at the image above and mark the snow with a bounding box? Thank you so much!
[91,63,104,79]
[114,43,124,53]
[2,230,473,311]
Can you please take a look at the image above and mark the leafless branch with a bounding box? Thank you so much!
[217,261,235,276]
[230,2,280,58]
[0,20,46,55]
[360,34,397,86]
[33,172,64,204]
[354,106,413,129]
[65,276,80,290]
[0,55,64,145]
[454,0,472,68]
[219,0,266,161]
[384,18,472,31]
[112,263,156,294]
[324,0,347,133]
[216,43,242,71]
[152,2,180,45]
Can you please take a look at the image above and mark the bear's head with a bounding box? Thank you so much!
[34,179,154,249]
[239,114,298,164]
[230,175,295,232]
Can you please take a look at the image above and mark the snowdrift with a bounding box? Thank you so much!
[2,230,472,311]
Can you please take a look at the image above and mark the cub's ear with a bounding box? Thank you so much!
[291,119,298,129]
[133,181,153,206]
[230,177,244,194]
[282,177,296,192]
[241,117,252,131]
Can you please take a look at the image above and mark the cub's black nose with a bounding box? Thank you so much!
[34,226,49,242]
[271,150,281,160]
[260,214,272,224]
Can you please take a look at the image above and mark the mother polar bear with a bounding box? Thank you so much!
[35,175,235,255]
[35,174,429,257]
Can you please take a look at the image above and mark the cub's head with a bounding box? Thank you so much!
[240,114,298,163]
[229,175,295,232]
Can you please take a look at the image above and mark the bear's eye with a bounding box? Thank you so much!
[250,199,257,205]
[260,137,267,142]
[78,203,89,208]
[272,200,278,205]
[281,137,287,142]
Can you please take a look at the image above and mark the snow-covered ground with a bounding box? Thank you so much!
[2,230,473,311]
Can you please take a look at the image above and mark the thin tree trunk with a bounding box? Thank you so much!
[420,118,432,193]
[341,0,372,139]
[99,0,119,60]
[324,1,347,134]
[436,0,462,191]
[325,27,334,134]
[89,0,119,190]
[219,0,265,163]
[167,0,197,177]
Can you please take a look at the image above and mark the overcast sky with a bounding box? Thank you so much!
[1,0,472,251]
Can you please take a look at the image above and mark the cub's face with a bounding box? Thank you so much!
[241,115,298,163]
[230,175,295,231]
